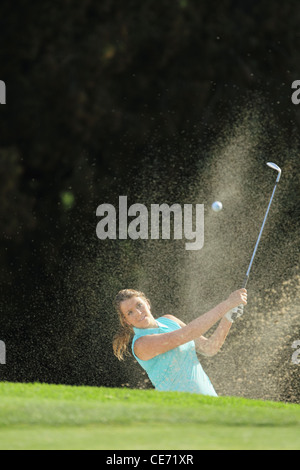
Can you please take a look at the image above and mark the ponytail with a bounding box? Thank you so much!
[113,325,134,361]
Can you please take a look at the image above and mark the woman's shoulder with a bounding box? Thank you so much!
[161,315,186,328]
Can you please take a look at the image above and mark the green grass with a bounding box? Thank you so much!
[0,382,299,449]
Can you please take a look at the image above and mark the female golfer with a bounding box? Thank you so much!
[113,288,247,396]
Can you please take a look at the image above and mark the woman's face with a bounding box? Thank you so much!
[120,296,157,329]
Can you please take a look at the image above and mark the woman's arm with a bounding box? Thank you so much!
[194,317,232,357]
[134,289,247,361]
[163,314,232,357]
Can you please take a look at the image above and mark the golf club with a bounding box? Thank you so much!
[229,162,282,321]
[241,162,282,288]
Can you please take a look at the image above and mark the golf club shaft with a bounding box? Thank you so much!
[241,181,279,289]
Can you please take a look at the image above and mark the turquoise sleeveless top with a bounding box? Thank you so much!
[132,316,218,396]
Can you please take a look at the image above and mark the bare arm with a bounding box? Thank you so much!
[194,317,232,357]
[165,315,233,357]
[134,289,247,361]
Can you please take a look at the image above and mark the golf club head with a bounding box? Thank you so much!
[267,162,282,182]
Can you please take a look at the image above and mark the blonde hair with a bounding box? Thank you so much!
[112,289,151,361]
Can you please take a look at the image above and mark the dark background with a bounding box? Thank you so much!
[0,0,299,400]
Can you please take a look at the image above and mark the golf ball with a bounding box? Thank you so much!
[212,201,223,212]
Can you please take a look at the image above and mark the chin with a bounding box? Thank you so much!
[139,317,151,328]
